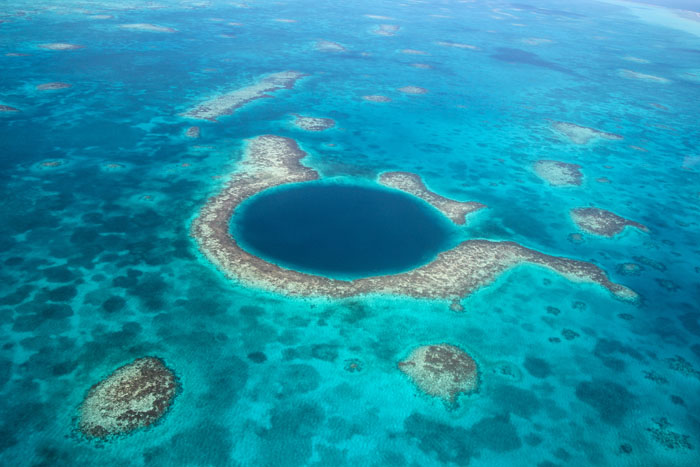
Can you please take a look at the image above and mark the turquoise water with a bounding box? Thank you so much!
[233,182,455,278]
[1,0,699,465]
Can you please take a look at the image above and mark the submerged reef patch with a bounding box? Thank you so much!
[78,357,179,440]
[36,82,71,91]
[398,86,428,94]
[646,418,693,450]
[436,41,479,50]
[362,95,392,102]
[0,105,20,112]
[571,207,648,237]
[38,43,84,50]
[119,23,176,33]
[619,69,670,83]
[191,135,637,305]
[182,71,307,122]
[551,121,623,145]
[372,24,400,36]
[533,160,582,186]
[315,40,346,52]
[398,343,479,405]
[291,114,335,132]
[378,171,485,224]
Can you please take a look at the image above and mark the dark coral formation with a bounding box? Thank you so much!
[571,207,648,237]
[344,358,363,373]
[399,344,478,405]
[191,135,638,305]
[78,357,179,439]
[646,418,693,450]
[665,355,700,379]
[0,105,20,112]
[617,263,642,276]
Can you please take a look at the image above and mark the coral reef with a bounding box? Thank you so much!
[398,86,428,94]
[185,126,200,138]
[571,207,648,237]
[119,23,176,33]
[617,263,642,275]
[620,69,669,83]
[436,41,478,50]
[378,171,486,225]
[533,160,582,186]
[78,357,178,439]
[36,82,71,90]
[551,121,623,145]
[372,24,400,36]
[315,40,346,52]
[398,344,478,405]
[362,95,391,102]
[191,135,638,305]
[665,355,700,379]
[0,105,20,112]
[38,43,84,50]
[647,418,693,450]
[182,71,307,122]
[400,49,428,55]
[291,114,335,132]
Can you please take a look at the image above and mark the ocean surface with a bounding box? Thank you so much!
[1,0,699,466]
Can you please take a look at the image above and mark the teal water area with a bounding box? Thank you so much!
[1,0,699,466]
[232,181,455,278]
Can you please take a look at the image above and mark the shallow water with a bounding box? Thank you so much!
[1,0,699,466]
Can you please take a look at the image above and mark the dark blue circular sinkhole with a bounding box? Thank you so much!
[232,182,455,279]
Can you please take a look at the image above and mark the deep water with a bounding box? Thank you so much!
[233,182,455,278]
[1,0,699,466]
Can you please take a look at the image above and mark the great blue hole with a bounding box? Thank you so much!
[231,182,456,279]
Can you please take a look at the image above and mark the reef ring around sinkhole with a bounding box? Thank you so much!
[191,135,638,310]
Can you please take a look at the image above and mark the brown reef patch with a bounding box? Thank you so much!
[36,82,71,91]
[78,357,179,439]
[291,114,336,132]
[378,171,485,224]
[182,71,306,122]
[571,207,648,237]
[398,86,428,95]
[398,344,478,405]
[190,135,638,305]
[400,49,428,55]
[533,160,582,186]
[185,126,201,138]
[0,105,20,112]
[551,121,623,145]
[410,63,432,69]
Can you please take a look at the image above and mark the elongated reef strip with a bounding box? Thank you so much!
[37,82,71,91]
[182,71,307,122]
[551,121,623,145]
[571,207,648,237]
[78,357,178,439]
[191,135,637,303]
[379,171,485,224]
[119,23,176,33]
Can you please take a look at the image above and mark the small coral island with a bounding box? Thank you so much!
[291,114,335,131]
[571,207,648,237]
[191,135,637,308]
[551,121,623,145]
[77,357,179,440]
[398,344,479,405]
